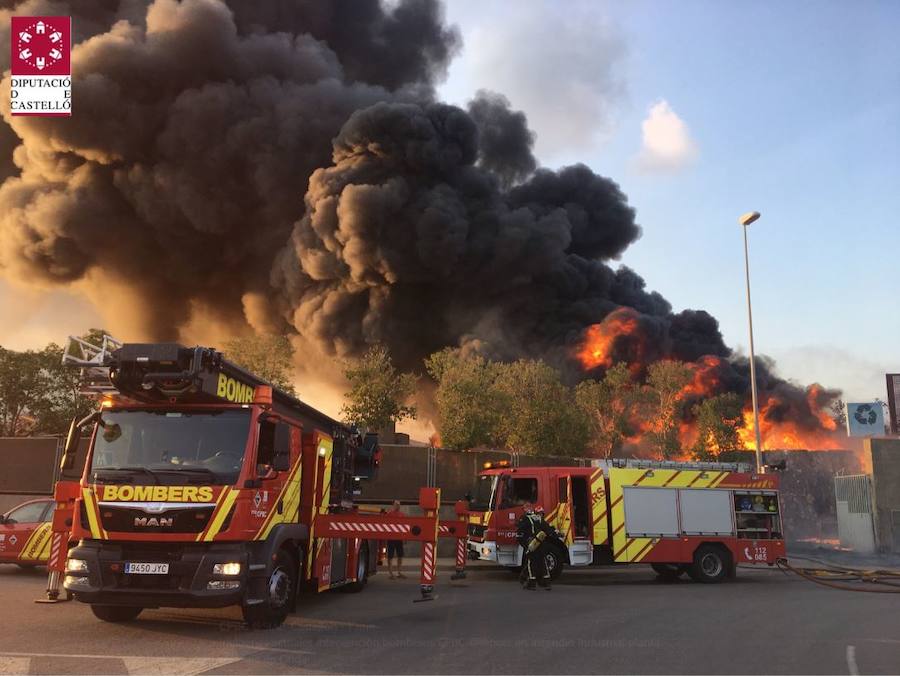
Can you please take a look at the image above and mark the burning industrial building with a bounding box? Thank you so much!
[0,0,843,451]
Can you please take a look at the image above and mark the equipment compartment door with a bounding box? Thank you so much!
[622,487,679,537]
[678,489,734,535]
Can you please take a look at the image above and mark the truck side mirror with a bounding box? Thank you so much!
[61,416,81,471]
[272,452,290,472]
[61,410,102,472]
[256,464,277,481]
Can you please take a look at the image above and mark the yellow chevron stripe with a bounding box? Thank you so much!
[256,475,290,538]
[589,470,608,545]
[37,527,53,560]
[18,525,42,555]
[202,490,239,542]
[81,488,104,539]
[308,437,334,576]
[711,472,730,488]
[632,537,656,562]
[195,487,229,541]
[256,459,303,540]
[19,523,50,560]
[320,439,332,514]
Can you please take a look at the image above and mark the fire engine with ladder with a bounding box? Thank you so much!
[42,336,468,627]
[467,459,785,583]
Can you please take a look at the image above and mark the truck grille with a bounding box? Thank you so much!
[98,504,214,533]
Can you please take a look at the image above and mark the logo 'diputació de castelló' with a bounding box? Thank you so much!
[10,16,71,117]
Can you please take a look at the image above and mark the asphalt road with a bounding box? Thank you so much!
[0,560,897,675]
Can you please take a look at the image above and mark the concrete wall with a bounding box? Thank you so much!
[867,437,900,553]
[356,445,586,505]
[0,437,60,494]
[0,435,872,551]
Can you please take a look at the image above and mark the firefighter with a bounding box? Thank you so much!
[516,502,555,591]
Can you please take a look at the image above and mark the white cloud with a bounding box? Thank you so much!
[635,99,698,173]
[441,1,626,163]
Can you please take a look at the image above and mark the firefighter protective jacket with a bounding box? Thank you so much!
[516,512,556,551]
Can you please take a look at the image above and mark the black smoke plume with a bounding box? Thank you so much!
[0,0,840,441]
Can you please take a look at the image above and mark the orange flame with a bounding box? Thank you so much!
[576,308,642,370]
[737,405,844,451]
[680,355,724,399]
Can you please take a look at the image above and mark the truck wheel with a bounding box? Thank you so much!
[242,549,296,629]
[688,545,729,584]
[651,563,687,581]
[340,544,369,593]
[90,605,143,623]
[545,547,565,580]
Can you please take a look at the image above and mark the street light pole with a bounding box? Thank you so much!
[739,211,763,473]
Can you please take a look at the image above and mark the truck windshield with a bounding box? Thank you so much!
[89,410,251,485]
[470,475,498,511]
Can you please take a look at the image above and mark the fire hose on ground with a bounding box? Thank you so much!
[775,557,900,593]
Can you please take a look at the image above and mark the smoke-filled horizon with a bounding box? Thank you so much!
[0,0,842,446]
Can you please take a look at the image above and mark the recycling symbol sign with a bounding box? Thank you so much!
[854,404,878,426]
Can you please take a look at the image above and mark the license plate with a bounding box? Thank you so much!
[124,562,169,575]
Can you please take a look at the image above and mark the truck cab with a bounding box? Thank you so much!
[61,341,377,627]
[467,465,595,577]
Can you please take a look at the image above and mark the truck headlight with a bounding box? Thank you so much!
[64,575,89,587]
[213,562,241,576]
[65,558,89,573]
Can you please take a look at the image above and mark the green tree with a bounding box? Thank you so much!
[0,332,103,436]
[30,342,96,436]
[425,348,505,450]
[494,359,590,456]
[575,362,645,458]
[691,393,745,460]
[0,347,47,435]
[830,398,847,429]
[341,345,418,432]
[644,360,693,460]
[224,334,297,396]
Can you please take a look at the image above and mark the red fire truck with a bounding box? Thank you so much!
[57,338,467,627]
[467,459,785,583]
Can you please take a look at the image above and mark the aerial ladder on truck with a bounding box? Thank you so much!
[40,336,468,625]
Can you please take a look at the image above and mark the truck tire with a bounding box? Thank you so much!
[688,545,729,584]
[651,563,687,581]
[340,543,369,593]
[90,605,143,623]
[545,547,565,581]
[242,548,296,629]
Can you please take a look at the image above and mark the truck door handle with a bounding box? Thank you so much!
[277,500,283,515]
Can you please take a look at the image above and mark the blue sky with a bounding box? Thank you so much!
[438,0,900,402]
